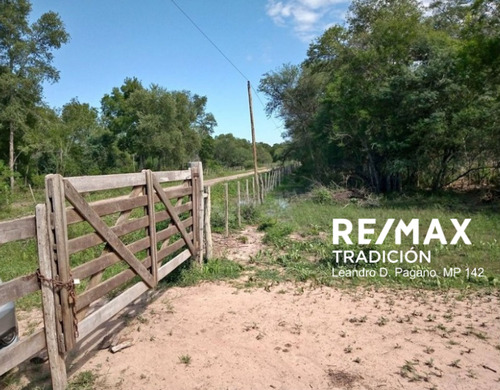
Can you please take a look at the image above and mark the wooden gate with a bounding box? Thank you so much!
[39,162,204,388]
[0,162,297,388]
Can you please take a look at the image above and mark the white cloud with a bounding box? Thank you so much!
[267,1,293,25]
[299,0,342,10]
[266,0,348,41]
[293,7,320,25]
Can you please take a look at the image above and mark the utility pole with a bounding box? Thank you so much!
[247,81,260,203]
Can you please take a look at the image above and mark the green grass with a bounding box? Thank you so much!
[178,354,192,366]
[254,268,282,282]
[162,258,243,287]
[209,176,259,233]
[244,179,500,289]
[0,237,42,310]
[67,370,99,390]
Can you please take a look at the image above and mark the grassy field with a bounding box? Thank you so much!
[206,175,500,290]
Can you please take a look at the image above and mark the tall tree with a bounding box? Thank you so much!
[0,0,69,188]
[260,0,499,191]
[23,99,104,176]
[101,79,216,170]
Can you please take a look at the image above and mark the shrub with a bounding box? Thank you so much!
[311,186,331,204]
[241,203,260,224]
[0,161,12,209]
[262,223,293,246]
[257,217,277,231]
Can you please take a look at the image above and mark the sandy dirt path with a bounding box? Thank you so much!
[69,282,500,390]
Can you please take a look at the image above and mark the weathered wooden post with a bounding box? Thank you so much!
[224,182,229,237]
[204,185,213,260]
[45,174,76,354]
[190,162,204,264]
[144,170,158,283]
[260,175,265,202]
[237,181,241,227]
[252,176,256,204]
[247,81,260,204]
[36,204,67,390]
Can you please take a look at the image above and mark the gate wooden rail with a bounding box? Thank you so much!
[0,162,204,389]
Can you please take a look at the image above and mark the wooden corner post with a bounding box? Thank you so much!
[45,174,76,354]
[190,162,204,264]
[36,204,67,390]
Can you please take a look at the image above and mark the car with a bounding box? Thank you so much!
[0,279,18,350]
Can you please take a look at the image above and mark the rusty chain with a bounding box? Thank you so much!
[36,270,79,339]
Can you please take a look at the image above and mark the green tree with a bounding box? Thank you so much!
[256,142,273,165]
[213,134,252,168]
[260,0,499,191]
[259,65,327,177]
[101,79,215,170]
[0,0,69,188]
[22,99,106,177]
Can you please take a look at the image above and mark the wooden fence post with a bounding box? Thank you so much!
[197,162,205,264]
[36,204,67,390]
[190,162,204,264]
[45,174,76,353]
[204,186,213,260]
[237,181,241,228]
[260,175,265,203]
[258,175,261,202]
[224,183,229,237]
[252,177,256,204]
[190,165,199,258]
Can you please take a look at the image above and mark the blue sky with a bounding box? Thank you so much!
[31,1,351,145]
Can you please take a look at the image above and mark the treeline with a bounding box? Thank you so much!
[259,0,499,192]
[0,1,282,199]
[2,76,281,187]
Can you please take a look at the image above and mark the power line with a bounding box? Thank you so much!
[169,0,283,132]
[170,0,249,82]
